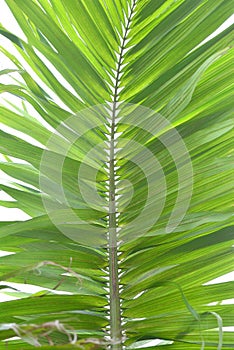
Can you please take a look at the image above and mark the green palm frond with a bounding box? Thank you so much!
[0,0,233,349]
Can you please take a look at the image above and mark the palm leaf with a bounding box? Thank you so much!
[0,0,233,349]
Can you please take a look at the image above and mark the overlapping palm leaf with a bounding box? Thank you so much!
[0,0,233,349]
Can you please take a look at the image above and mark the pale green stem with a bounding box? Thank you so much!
[108,2,136,349]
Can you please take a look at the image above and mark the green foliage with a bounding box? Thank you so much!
[0,0,233,349]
